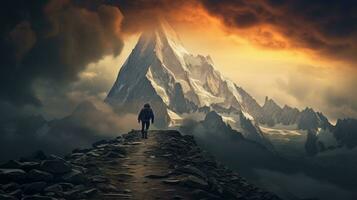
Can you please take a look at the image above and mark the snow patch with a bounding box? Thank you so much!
[146,67,170,105]
[167,109,183,127]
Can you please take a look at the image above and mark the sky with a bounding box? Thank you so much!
[1,0,356,123]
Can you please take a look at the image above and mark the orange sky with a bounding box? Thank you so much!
[110,10,352,120]
[79,4,357,123]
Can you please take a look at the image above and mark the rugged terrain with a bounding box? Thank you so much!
[0,130,281,200]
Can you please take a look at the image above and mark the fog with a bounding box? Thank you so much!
[0,99,137,162]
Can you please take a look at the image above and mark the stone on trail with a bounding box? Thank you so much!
[181,175,209,189]
[40,160,71,174]
[191,189,220,200]
[62,169,87,184]
[129,142,142,145]
[0,169,27,182]
[145,173,169,179]
[0,160,23,169]
[23,181,47,194]
[58,183,74,190]
[162,179,181,185]
[116,173,133,181]
[104,151,125,158]
[96,183,119,192]
[86,151,101,157]
[1,182,20,192]
[81,188,97,197]
[0,194,17,200]
[27,169,53,182]
[175,165,206,179]
[92,139,109,148]
[89,175,109,183]
[22,195,57,200]
[103,193,132,199]
[44,184,63,193]
[9,189,22,199]
[21,162,40,171]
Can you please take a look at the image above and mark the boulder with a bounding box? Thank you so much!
[81,188,97,197]
[92,140,108,148]
[9,189,22,199]
[1,182,20,192]
[108,145,127,155]
[21,162,40,172]
[162,179,181,185]
[191,189,220,199]
[61,169,87,184]
[96,183,118,192]
[0,169,27,182]
[21,195,57,200]
[0,160,22,169]
[27,169,53,182]
[176,165,206,179]
[0,194,17,200]
[23,182,47,194]
[69,153,84,159]
[145,174,169,179]
[40,160,71,174]
[181,175,209,189]
[104,151,124,158]
[58,183,74,191]
[44,184,63,193]
[86,152,100,157]
[89,175,108,183]
[63,189,85,199]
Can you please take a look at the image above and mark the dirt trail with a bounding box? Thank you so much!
[96,130,193,200]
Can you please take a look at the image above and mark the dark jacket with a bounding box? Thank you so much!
[138,107,154,123]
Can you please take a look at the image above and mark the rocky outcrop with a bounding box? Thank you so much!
[256,97,333,131]
[154,130,281,200]
[305,130,319,156]
[0,130,282,200]
[333,118,357,148]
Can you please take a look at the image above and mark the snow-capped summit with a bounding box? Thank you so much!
[106,20,255,127]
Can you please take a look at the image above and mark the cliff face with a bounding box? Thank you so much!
[0,130,281,200]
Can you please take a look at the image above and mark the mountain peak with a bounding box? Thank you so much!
[107,21,271,131]
[262,97,281,111]
[139,19,188,56]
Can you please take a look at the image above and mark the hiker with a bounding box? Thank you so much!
[138,103,154,139]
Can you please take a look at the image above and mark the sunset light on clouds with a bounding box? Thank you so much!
[2,0,355,122]
[105,0,357,122]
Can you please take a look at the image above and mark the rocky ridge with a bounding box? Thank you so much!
[0,130,281,200]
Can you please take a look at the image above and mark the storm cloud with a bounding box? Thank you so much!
[0,0,124,106]
[200,0,357,64]
[82,0,357,65]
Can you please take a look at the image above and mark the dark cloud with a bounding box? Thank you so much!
[0,99,137,162]
[0,0,124,106]
[200,0,357,64]
[106,0,196,34]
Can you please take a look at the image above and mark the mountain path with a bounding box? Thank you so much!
[94,130,193,200]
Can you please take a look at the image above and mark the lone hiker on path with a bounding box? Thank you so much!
[138,103,154,139]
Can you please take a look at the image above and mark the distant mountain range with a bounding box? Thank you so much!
[105,20,356,153]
